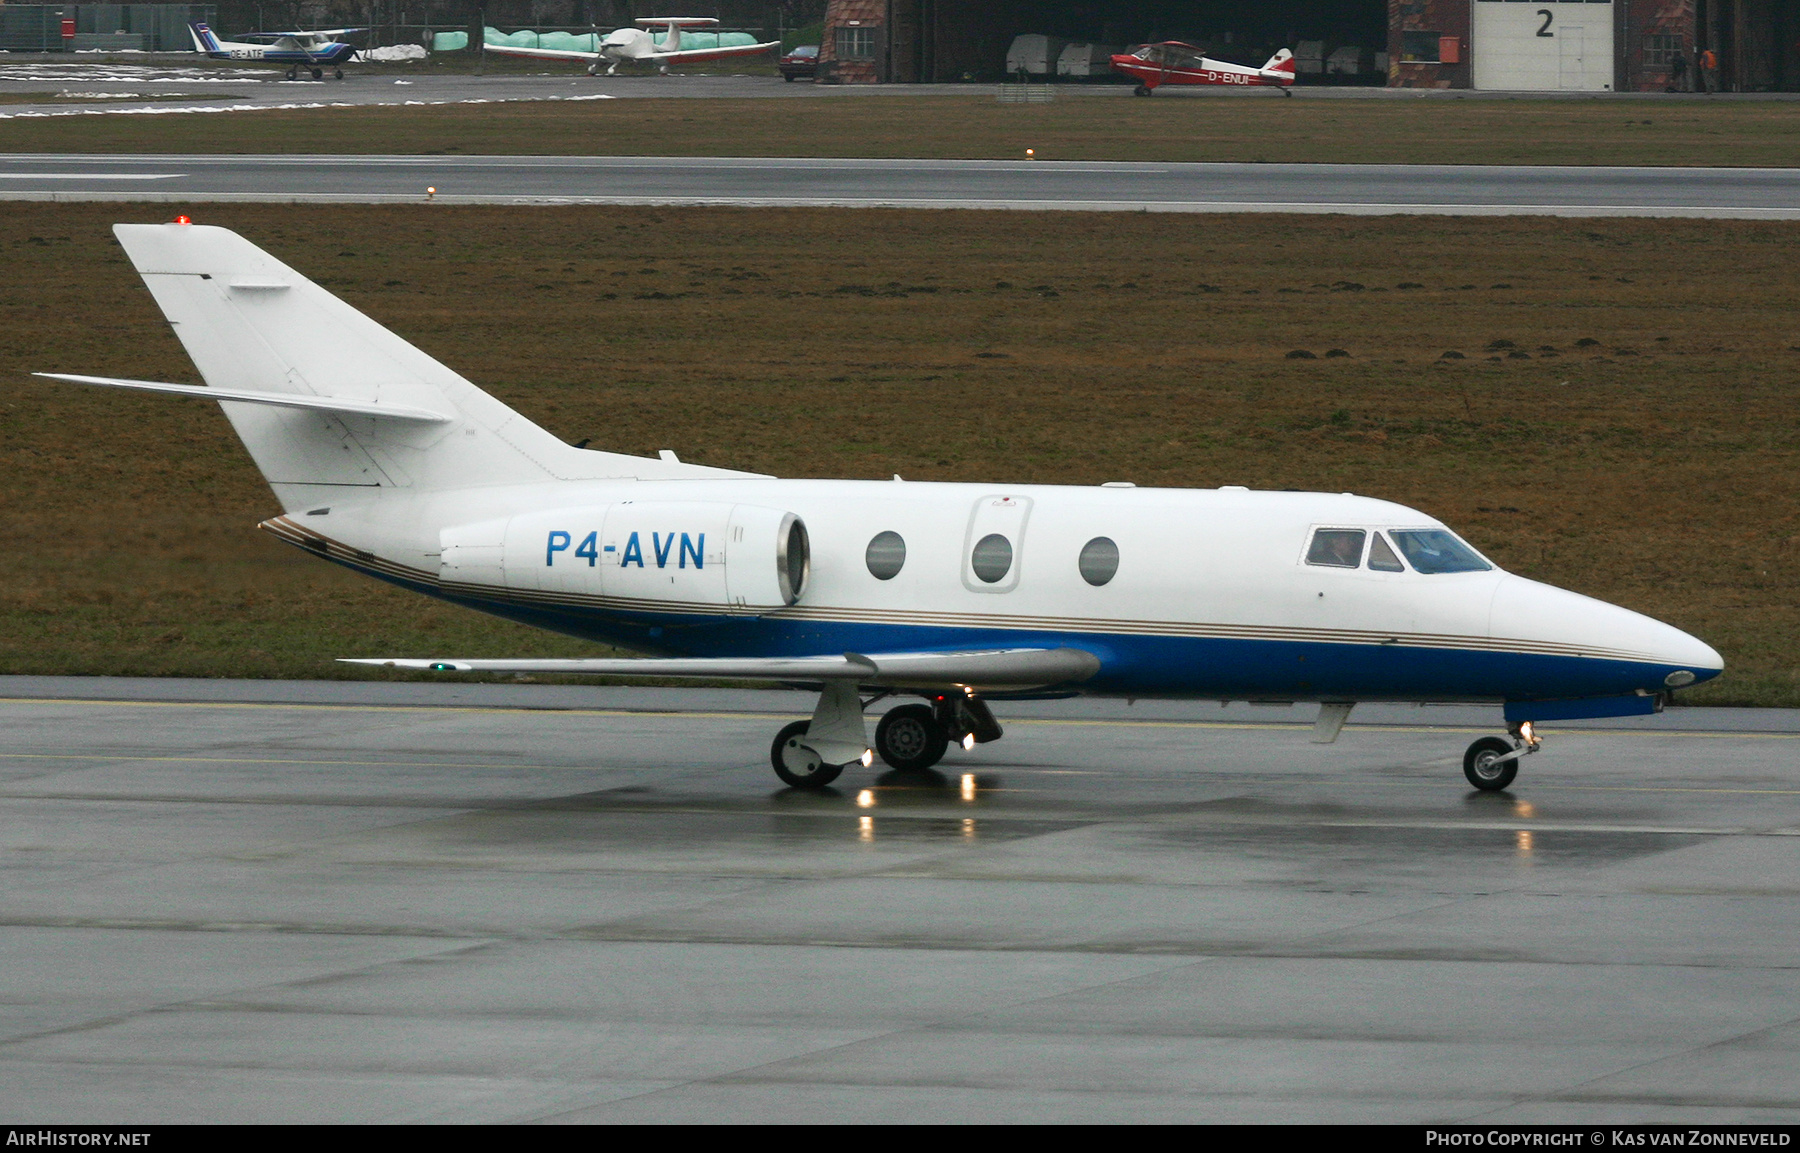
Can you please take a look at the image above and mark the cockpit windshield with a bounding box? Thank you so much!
[1134,42,1205,68]
[1388,529,1491,574]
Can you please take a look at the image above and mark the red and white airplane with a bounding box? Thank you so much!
[1110,43,1297,95]
[484,16,777,76]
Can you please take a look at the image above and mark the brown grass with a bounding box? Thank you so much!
[4,93,1799,166]
[2,202,1797,702]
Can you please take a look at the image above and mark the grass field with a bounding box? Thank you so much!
[5,92,1799,167]
[3,202,1797,703]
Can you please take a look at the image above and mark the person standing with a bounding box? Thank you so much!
[1699,46,1719,93]
[1669,49,1688,92]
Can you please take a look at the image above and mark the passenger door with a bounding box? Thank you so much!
[962,495,1032,593]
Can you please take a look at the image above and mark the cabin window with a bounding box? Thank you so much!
[1389,529,1491,574]
[970,533,1014,584]
[1306,528,1365,568]
[1368,532,1405,572]
[865,531,906,580]
[1078,537,1119,586]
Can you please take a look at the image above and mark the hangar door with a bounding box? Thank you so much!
[1472,0,1614,91]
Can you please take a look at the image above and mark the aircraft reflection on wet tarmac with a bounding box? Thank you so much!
[3,681,1799,1123]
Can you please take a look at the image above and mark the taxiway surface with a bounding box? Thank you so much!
[3,153,1799,218]
[2,678,1797,1123]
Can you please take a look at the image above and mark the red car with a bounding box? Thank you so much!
[778,44,818,81]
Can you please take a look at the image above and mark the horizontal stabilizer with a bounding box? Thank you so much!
[341,647,1102,689]
[34,373,454,423]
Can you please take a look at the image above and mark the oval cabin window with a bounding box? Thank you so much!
[865,531,906,580]
[970,533,1013,584]
[1078,537,1119,586]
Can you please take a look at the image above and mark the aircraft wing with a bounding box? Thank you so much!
[483,43,602,62]
[341,647,1102,689]
[34,373,454,423]
[648,41,780,64]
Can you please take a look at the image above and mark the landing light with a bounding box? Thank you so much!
[1519,721,1536,745]
[962,733,976,751]
[860,749,874,768]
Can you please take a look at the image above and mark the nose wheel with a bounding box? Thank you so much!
[1463,724,1541,791]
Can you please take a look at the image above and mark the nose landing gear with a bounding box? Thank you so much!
[1463,722,1541,791]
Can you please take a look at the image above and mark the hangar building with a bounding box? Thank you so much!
[818,0,1797,90]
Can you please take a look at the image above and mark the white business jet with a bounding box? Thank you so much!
[35,222,1723,793]
[484,17,778,75]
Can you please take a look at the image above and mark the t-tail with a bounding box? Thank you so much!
[1260,48,1297,82]
[38,222,756,515]
[188,21,223,54]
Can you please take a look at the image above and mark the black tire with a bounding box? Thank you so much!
[783,72,795,82]
[770,720,844,789]
[311,67,323,80]
[1134,84,1151,97]
[334,68,343,79]
[876,704,949,772]
[286,66,298,81]
[1463,736,1518,791]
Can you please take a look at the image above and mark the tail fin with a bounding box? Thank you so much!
[107,222,753,512]
[660,21,681,51]
[1262,48,1296,76]
[189,22,220,53]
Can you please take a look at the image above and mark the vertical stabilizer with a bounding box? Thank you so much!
[112,222,580,510]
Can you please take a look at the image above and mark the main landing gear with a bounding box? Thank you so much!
[1463,722,1541,791]
[768,685,1005,789]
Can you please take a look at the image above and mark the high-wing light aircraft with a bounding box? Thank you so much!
[188,21,362,80]
[483,17,779,75]
[35,222,1723,793]
[1110,43,1297,95]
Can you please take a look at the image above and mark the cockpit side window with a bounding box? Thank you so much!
[1389,529,1492,574]
[1305,528,1366,568]
[1368,532,1405,572]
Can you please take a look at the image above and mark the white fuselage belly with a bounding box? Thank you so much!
[283,478,1718,703]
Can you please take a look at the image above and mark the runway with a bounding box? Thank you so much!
[3,677,1797,1122]
[4,153,1800,217]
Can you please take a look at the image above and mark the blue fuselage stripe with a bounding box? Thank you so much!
[347,566,1692,701]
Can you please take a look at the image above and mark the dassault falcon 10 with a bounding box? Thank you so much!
[35,222,1722,792]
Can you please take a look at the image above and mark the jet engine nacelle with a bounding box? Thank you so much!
[439,501,809,613]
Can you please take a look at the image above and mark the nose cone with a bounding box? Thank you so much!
[1490,575,1723,688]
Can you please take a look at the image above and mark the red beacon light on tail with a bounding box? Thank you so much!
[172,215,193,225]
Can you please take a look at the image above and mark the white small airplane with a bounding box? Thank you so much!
[33,222,1724,794]
[484,17,778,75]
[188,21,362,80]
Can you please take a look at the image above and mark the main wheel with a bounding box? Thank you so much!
[1134,84,1152,96]
[333,67,343,79]
[875,704,949,772]
[770,720,845,789]
[311,67,323,80]
[1463,736,1519,791]
[286,66,298,80]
